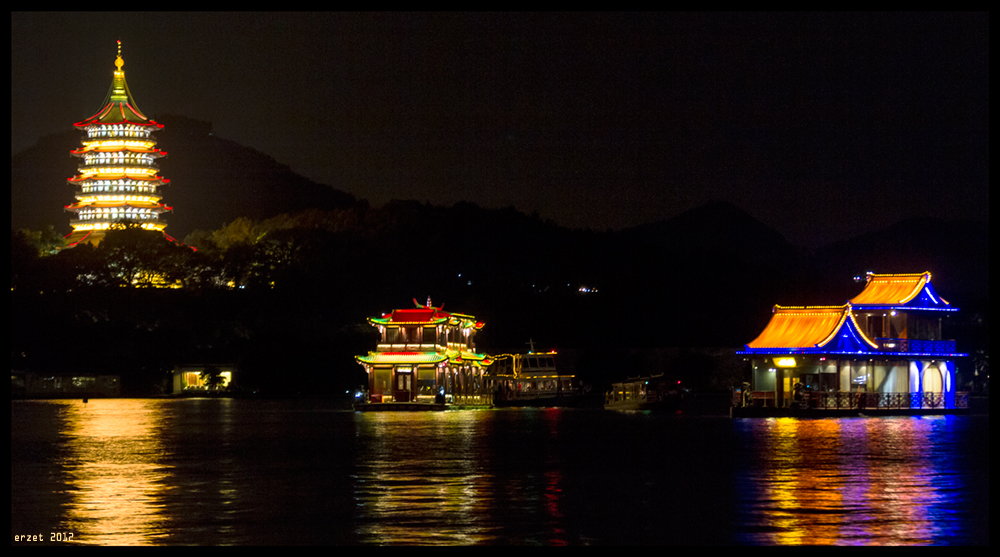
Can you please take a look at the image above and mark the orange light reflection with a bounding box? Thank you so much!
[58,400,173,545]
[751,417,945,545]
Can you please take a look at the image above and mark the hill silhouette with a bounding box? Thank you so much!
[11,115,359,240]
[12,117,988,394]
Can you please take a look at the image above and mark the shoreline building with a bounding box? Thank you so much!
[64,41,171,247]
[355,298,493,407]
[736,272,968,414]
[172,364,236,395]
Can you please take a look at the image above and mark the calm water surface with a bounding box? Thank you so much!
[11,399,989,545]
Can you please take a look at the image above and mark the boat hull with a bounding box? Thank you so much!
[354,402,446,412]
[605,396,681,412]
[495,393,603,408]
[730,405,969,418]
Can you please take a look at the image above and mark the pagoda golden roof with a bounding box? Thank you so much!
[73,41,162,129]
[746,305,864,349]
[848,272,940,306]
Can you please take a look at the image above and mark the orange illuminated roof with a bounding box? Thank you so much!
[746,305,852,349]
[849,272,933,305]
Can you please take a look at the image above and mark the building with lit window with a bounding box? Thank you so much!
[12,371,121,398]
[355,298,493,409]
[64,41,171,246]
[172,364,236,395]
[735,272,968,416]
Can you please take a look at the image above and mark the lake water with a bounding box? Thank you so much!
[11,399,989,545]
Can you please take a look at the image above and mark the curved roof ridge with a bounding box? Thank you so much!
[849,271,953,310]
[746,304,877,351]
[73,42,161,128]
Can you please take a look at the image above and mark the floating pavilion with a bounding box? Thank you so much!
[355,298,493,410]
[735,272,968,416]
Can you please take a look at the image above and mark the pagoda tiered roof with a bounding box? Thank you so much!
[745,305,878,354]
[355,349,492,366]
[739,271,966,357]
[73,42,162,129]
[849,272,955,311]
[71,145,166,156]
[368,298,485,330]
[68,171,167,183]
[357,298,492,368]
[74,103,163,128]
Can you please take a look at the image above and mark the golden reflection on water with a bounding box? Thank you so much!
[353,411,495,545]
[58,399,173,545]
[751,417,944,545]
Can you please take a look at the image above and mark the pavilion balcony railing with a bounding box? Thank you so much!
[376,343,442,353]
[874,338,957,354]
[736,391,969,410]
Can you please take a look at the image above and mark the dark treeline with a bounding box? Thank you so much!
[11,201,989,396]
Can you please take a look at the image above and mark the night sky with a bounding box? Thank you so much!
[11,12,988,249]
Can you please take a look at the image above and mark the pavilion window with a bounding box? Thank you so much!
[417,367,436,396]
[385,328,401,344]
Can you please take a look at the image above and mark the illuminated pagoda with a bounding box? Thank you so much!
[355,298,493,408]
[736,272,968,414]
[64,41,171,246]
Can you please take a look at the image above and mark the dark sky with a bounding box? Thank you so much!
[11,12,988,248]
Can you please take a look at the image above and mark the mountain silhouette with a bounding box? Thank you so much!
[12,116,986,334]
[11,115,359,240]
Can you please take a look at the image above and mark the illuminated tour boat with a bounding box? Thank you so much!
[733,272,969,417]
[354,298,494,410]
[64,41,172,247]
[491,341,585,407]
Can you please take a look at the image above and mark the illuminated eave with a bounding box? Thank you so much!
[736,347,968,358]
[72,146,165,156]
[70,176,168,186]
[852,305,958,312]
[73,102,163,128]
[819,308,879,350]
[70,221,167,232]
[69,172,165,183]
[73,194,163,203]
[369,316,449,326]
[744,304,878,353]
[355,352,448,365]
[66,201,171,211]
[849,272,954,311]
[66,202,167,211]
[80,137,157,148]
[447,350,488,361]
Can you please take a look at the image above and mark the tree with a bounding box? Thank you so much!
[200,365,225,391]
[97,221,193,287]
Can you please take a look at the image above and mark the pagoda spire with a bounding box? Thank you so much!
[63,42,171,247]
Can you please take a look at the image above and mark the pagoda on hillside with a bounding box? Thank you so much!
[355,298,494,409]
[64,41,171,246]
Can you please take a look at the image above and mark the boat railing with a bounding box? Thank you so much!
[737,391,969,410]
[873,338,957,354]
